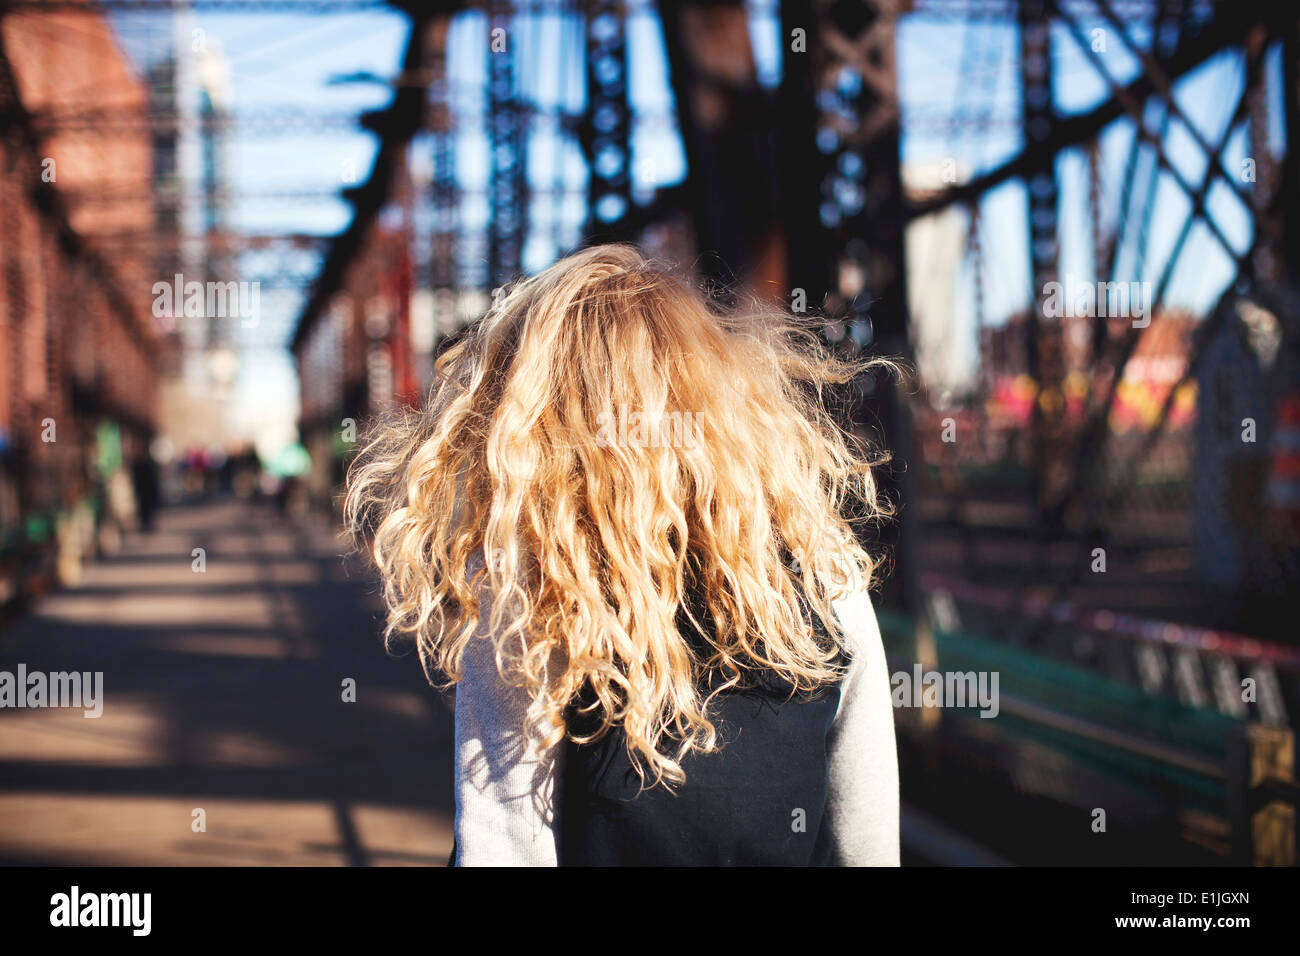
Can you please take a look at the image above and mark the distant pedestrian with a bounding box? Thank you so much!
[131,454,160,533]
[346,244,900,866]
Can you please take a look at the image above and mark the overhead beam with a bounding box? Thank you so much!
[906,0,1264,221]
[290,7,456,353]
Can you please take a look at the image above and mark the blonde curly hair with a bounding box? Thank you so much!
[345,243,892,787]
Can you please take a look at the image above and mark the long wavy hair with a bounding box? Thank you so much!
[345,243,893,788]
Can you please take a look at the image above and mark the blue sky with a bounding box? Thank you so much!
[107,4,1279,450]
[112,6,407,450]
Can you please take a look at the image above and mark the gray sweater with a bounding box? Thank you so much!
[452,581,900,866]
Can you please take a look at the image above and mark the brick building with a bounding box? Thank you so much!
[0,5,160,602]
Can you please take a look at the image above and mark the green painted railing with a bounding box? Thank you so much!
[876,609,1242,812]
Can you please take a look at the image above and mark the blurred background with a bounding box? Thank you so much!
[1,0,1298,866]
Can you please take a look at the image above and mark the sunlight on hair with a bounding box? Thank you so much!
[344,243,896,788]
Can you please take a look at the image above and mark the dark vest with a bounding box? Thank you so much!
[557,591,844,866]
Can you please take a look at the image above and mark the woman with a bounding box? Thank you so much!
[346,243,899,866]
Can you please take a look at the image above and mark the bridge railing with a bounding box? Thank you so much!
[879,607,1297,865]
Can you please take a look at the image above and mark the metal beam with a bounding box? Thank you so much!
[657,0,777,286]
[582,0,634,243]
[290,8,448,353]
[783,0,918,614]
[907,0,1263,221]
[1019,0,1062,516]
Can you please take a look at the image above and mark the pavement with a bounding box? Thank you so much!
[0,498,455,866]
